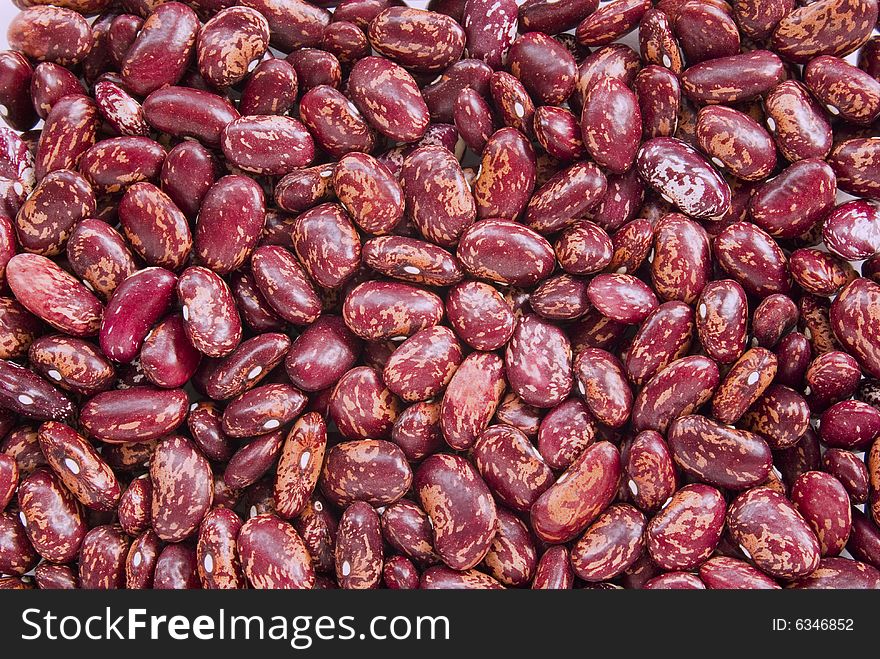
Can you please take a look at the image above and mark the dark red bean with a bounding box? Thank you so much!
[530,441,621,544]
[18,467,86,563]
[571,504,645,581]
[0,51,37,132]
[150,435,213,543]
[727,486,820,580]
[330,366,402,441]
[250,245,321,326]
[343,280,443,341]
[680,50,785,105]
[153,544,200,590]
[647,484,726,571]
[587,274,658,325]
[416,453,497,570]
[791,471,852,557]
[143,87,239,148]
[699,556,780,590]
[823,448,869,505]
[473,129,537,221]
[81,388,189,444]
[195,176,265,275]
[830,278,880,378]
[221,383,306,438]
[7,253,103,338]
[273,412,326,519]
[668,415,772,490]
[369,7,465,74]
[461,0,518,69]
[637,137,731,218]
[788,557,880,590]
[440,351,506,451]
[320,439,411,508]
[120,3,199,97]
[623,430,677,513]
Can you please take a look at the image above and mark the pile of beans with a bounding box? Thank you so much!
[1,0,880,591]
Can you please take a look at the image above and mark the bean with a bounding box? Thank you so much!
[727,486,820,580]
[631,355,719,434]
[473,424,553,513]
[646,484,726,571]
[822,448,870,505]
[791,471,852,556]
[420,566,505,589]
[153,544,200,590]
[0,358,75,422]
[508,32,576,106]
[273,412,326,519]
[8,7,92,67]
[7,253,103,337]
[0,51,37,132]
[76,525,128,590]
[740,385,810,450]
[330,366,402,441]
[571,504,645,581]
[81,388,189,444]
[830,278,880,378]
[34,562,78,590]
[625,301,693,386]
[772,0,877,64]
[788,557,880,590]
[623,430,677,513]
[0,511,37,575]
[711,347,777,425]
[581,76,641,175]
[93,80,149,138]
[38,421,120,511]
[197,7,269,88]
[383,556,419,590]
[320,439,411,508]
[221,383,306,438]
[764,80,832,162]
[222,115,314,176]
[161,142,220,222]
[668,415,772,490]
[197,507,246,590]
[380,499,439,566]
[440,351,505,451]
[519,0,598,35]
[240,0,329,52]
[651,214,711,305]
[150,436,212,543]
[390,401,444,462]
[461,0,517,69]
[637,137,731,218]
[99,267,177,364]
[828,138,880,200]
[483,509,537,587]
[240,58,298,117]
[285,316,361,393]
[195,176,265,275]
[473,130,537,221]
[530,441,621,544]
[18,467,86,563]
[250,245,321,326]
[370,7,465,74]
[143,87,239,148]
[335,501,383,589]
[416,453,497,570]
[117,476,151,537]
[680,50,785,105]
